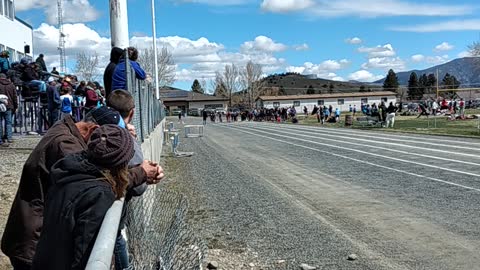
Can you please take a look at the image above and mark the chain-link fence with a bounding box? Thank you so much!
[126,187,207,270]
[87,53,206,270]
[125,56,165,142]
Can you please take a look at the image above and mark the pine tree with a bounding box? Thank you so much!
[191,79,204,94]
[359,85,366,92]
[418,74,428,100]
[427,74,437,94]
[383,69,399,92]
[214,82,227,97]
[328,83,334,94]
[407,72,419,100]
[306,85,315,94]
[442,73,461,98]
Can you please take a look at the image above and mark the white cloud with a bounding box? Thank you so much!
[261,0,314,13]
[35,23,291,83]
[16,0,100,24]
[425,55,449,65]
[361,57,406,71]
[411,54,425,62]
[240,36,288,53]
[409,54,449,65]
[458,51,472,58]
[358,44,396,58]
[345,37,362,44]
[294,43,310,51]
[261,0,472,17]
[434,42,454,52]
[286,59,350,79]
[348,70,383,82]
[390,19,480,32]
[175,0,251,5]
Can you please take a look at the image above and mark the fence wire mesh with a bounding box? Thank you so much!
[126,186,207,270]
[124,55,207,270]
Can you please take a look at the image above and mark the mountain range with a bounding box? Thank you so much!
[375,57,480,86]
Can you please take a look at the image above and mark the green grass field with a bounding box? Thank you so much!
[294,109,480,137]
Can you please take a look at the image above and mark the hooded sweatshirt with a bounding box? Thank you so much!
[103,47,124,98]
[0,77,18,111]
[32,152,116,270]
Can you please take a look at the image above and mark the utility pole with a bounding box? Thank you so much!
[436,68,439,99]
[57,0,66,73]
[110,0,130,48]
[151,0,160,100]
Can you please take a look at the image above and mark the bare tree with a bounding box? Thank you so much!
[211,71,227,97]
[240,61,265,108]
[138,46,176,87]
[75,51,99,82]
[468,41,480,56]
[223,64,240,108]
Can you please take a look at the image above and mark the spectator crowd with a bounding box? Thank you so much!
[0,46,163,270]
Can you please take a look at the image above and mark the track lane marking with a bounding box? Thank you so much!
[224,124,480,180]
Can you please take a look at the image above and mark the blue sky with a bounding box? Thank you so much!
[15,0,480,89]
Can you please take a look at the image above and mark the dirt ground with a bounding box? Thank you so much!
[0,137,41,270]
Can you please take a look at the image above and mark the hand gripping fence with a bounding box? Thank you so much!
[86,51,207,270]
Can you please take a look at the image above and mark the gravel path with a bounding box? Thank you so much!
[0,136,42,270]
[166,117,480,270]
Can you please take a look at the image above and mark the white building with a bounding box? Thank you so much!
[0,0,33,62]
[256,91,398,112]
[160,87,229,113]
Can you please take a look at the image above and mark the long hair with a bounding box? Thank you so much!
[101,166,129,199]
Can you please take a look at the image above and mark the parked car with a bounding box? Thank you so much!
[188,108,201,116]
[171,109,183,116]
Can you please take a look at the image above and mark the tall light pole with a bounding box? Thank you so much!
[110,0,130,48]
[151,0,160,100]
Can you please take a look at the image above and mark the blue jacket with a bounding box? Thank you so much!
[47,84,61,111]
[111,59,146,91]
[0,57,10,73]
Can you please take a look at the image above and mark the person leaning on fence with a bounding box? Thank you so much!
[32,125,135,270]
[1,107,162,270]
[21,62,46,93]
[0,73,18,146]
[104,47,124,98]
[111,47,146,91]
[107,89,155,270]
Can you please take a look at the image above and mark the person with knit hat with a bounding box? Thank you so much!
[32,125,135,270]
[1,108,163,270]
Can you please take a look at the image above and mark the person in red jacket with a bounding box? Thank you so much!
[84,85,99,114]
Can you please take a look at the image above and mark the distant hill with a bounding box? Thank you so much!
[261,73,380,95]
[375,57,480,86]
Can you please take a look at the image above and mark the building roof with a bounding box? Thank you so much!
[160,87,229,102]
[257,91,397,101]
[15,17,33,30]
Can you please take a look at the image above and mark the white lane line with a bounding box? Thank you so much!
[247,124,480,159]
[220,125,480,193]
[255,122,480,151]
[248,125,480,167]
[230,124,480,178]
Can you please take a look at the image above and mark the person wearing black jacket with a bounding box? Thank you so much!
[104,47,124,98]
[385,102,398,128]
[32,125,135,270]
